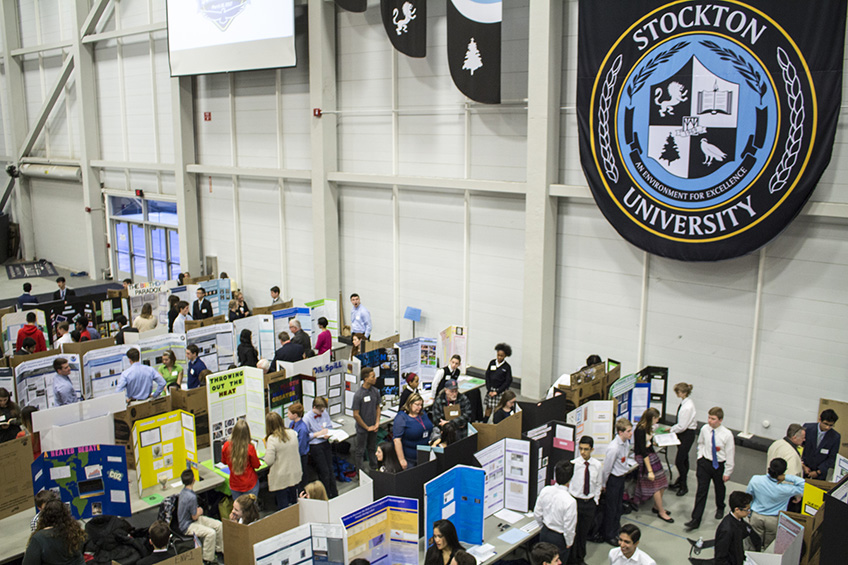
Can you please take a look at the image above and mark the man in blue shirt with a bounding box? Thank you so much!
[117,348,166,402]
[185,344,207,390]
[52,357,79,406]
[746,458,805,550]
[349,293,372,341]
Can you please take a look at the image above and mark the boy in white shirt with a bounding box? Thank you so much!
[567,436,603,565]
[608,524,656,565]
[602,418,636,546]
[534,461,577,564]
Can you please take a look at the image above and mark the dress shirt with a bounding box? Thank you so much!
[173,313,187,335]
[545,373,571,399]
[56,333,73,347]
[534,484,577,547]
[817,425,826,449]
[52,374,78,406]
[568,456,603,504]
[117,362,166,400]
[746,474,805,516]
[290,419,310,455]
[670,397,698,433]
[608,547,657,565]
[305,410,333,445]
[603,435,636,483]
[696,424,735,476]
[350,305,372,338]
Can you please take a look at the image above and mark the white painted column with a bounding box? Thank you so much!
[171,76,202,275]
[521,0,562,399]
[308,0,340,300]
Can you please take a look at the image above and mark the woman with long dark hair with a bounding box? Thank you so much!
[0,387,22,443]
[634,408,673,522]
[23,499,85,565]
[424,519,462,565]
[237,329,259,367]
[222,420,261,499]
[375,441,403,473]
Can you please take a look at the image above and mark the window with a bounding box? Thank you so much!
[108,196,181,283]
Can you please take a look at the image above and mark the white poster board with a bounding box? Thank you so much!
[306,298,339,339]
[15,354,82,409]
[233,315,276,360]
[396,337,438,385]
[568,400,615,460]
[439,325,468,372]
[128,281,170,328]
[206,367,266,464]
[83,345,132,399]
[187,323,235,372]
[474,438,531,516]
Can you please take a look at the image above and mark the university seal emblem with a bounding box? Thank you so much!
[198,0,250,32]
[578,0,846,261]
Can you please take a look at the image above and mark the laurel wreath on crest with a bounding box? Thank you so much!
[598,55,623,183]
[769,47,805,194]
[625,41,690,101]
[700,40,768,103]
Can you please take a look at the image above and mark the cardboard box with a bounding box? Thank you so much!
[0,436,35,520]
[111,547,203,565]
[365,334,400,353]
[222,504,299,565]
[819,398,848,458]
[475,411,523,451]
[171,387,210,448]
[185,315,226,331]
[113,395,174,468]
[556,362,607,408]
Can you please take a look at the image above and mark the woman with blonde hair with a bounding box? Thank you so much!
[229,494,260,525]
[634,408,673,522]
[24,499,86,565]
[304,397,338,498]
[222,420,261,499]
[263,411,302,509]
[227,299,240,322]
[669,382,697,496]
[393,392,433,469]
[299,480,329,501]
[133,302,158,332]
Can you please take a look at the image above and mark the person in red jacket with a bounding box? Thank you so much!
[15,312,47,352]
[222,419,261,499]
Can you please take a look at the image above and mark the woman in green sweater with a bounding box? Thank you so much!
[24,499,85,565]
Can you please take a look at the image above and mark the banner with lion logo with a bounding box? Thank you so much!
[577,0,846,261]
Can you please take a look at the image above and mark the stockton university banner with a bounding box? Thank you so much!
[577,0,846,261]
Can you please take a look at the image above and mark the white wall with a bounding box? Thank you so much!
[29,177,88,269]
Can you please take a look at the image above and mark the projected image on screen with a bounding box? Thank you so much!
[167,0,296,76]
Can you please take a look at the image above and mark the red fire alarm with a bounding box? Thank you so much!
[135,189,144,198]
[313,108,322,118]
[204,112,212,121]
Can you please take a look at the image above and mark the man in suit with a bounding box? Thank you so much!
[53,276,75,302]
[269,331,305,370]
[17,283,38,308]
[138,521,176,565]
[192,287,213,320]
[802,409,841,481]
[714,491,761,565]
[114,315,138,345]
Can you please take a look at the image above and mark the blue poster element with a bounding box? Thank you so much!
[271,307,312,340]
[424,465,485,545]
[32,444,131,519]
[199,279,232,317]
[342,496,419,565]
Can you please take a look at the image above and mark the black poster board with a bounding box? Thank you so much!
[522,420,576,508]
[372,459,439,534]
[518,394,569,433]
[638,366,669,423]
[435,433,479,474]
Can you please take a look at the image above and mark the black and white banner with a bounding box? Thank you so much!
[447,0,501,104]
[335,0,366,13]
[577,0,846,261]
[381,0,426,58]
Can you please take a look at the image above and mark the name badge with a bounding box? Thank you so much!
[423,431,429,438]
[821,448,829,454]
[364,397,371,403]
[490,365,497,371]
[322,423,327,428]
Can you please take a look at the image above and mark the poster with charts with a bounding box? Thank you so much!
[305,299,339,340]
[233,315,276,360]
[83,345,132,399]
[253,523,345,565]
[271,307,312,342]
[396,337,438,386]
[342,496,418,565]
[15,354,82,409]
[128,281,170,328]
[206,367,265,464]
[187,323,235,373]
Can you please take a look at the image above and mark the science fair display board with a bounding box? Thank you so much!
[271,307,312,341]
[268,375,302,417]
[302,360,351,416]
[199,279,233,317]
[233,315,276,360]
[342,496,419,565]
[396,337,438,389]
[474,438,532,516]
[253,523,345,565]
[567,400,614,460]
[206,367,266,464]
[128,281,170,328]
[83,345,131,399]
[524,421,577,506]
[32,444,132,519]
[305,298,339,339]
[439,326,467,372]
[424,465,485,545]
[356,348,398,395]
[138,333,188,368]
[2,310,49,354]
[32,393,125,452]
[132,410,197,496]
[15,353,82,409]
[187,323,235,372]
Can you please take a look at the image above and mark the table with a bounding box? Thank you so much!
[0,447,225,564]
[417,512,541,564]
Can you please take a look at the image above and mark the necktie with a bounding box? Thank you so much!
[711,429,719,470]
[584,461,590,495]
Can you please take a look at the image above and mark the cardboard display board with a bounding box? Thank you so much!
[251,299,294,316]
[32,444,131,519]
[298,472,374,525]
[819,398,848,458]
[184,314,227,331]
[518,394,569,433]
[638,366,669,421]
[356,348,399,394]
[552,361,607,411]
[0,366,16,402]
[14,352,82,409]
[342,496,418,565]
[205,367,266,464]
[198,279,232,317]
[132,410,197,496]
[802,479,837,516]
[268,374,302,417]
[438,325,467,372]
[301,360,352,417]
[567,400,614,460]
[364,334,400,353]
[253,521,346,565]
[171,387,210,448]
[475,411,523,451]
[113,395,174,468]
[276,352,332,385]
[424,465,485,545]
[818,476,848,564]
[187,323,235,372]
[137,333,188,369]
[2,310,49,353]
[305,298,339,340]
[0,436,36,520]
[396,337,438,388]
[233,315,276,360]
[609,373,638,421]
[32,393,125,452]
[474,438,532,516]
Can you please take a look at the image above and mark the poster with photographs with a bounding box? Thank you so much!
[205,367,266,464]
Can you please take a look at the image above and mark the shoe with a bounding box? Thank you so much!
[651,508,672,516]
[622,505,632,515]
[684,520,700,531]
[668,481,681,491]
[606,538,619,547]
[676,486,689,496]
[715,508,725,520]
[658,514,674,523]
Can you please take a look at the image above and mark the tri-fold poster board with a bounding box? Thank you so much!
[132,409,198,496]
[342,496,419,565]
[206,367,266,464]
[302,360,351,416]
[523,420,577,504]
[254,522,346,565]
[475,438,532,516]
[396,337,438,389]
[31,444,131,519]
[14,353,83,409]
[424,465,485,545]
[567,400,614,460]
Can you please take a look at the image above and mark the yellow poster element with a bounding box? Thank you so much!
[132,410,198,497]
